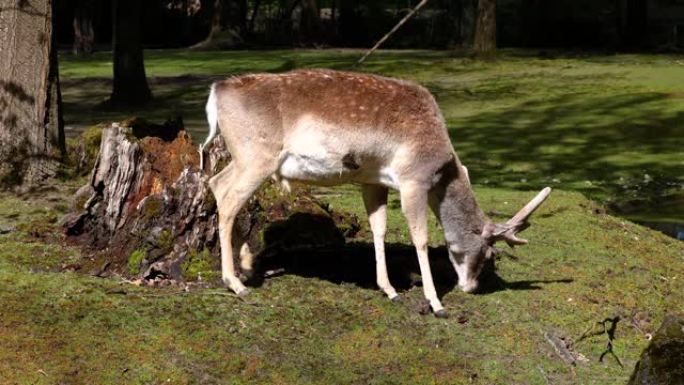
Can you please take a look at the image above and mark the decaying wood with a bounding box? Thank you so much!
[544,330,589,366]
[63,118,360,283]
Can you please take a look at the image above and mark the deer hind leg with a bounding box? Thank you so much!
[209,161,275,295]
[400,183,446,317]
[362,184,398,301]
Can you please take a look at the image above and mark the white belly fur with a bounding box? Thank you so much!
[277,151,399,189]
[278,152,346,182]
[276,116,400,189]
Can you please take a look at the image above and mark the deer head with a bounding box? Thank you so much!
[430,162,551,293]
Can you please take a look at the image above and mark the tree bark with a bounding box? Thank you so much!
[192,0,246,49]
[248,0,262,33]
[0,0,65,186]
[473,0,496,55]
[459,0,477,47]
[73,0,95,55]
[109,0,152,106]
[299,0,322,43]
[63,119,361,284]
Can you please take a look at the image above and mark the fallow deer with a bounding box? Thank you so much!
[201,69,550,317]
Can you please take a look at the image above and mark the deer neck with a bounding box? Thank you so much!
[430,161,489,247]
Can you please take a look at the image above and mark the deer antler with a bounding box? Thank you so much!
[488,187,552,246]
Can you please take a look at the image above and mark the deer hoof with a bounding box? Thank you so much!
[434,309,448,319]
[390,294,401,303]
[236,288,250,297]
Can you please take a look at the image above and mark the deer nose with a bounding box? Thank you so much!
[459,280,479,293]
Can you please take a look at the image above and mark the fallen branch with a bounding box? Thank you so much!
[356,0,430,65]
[544,331,579,365]
[576,316,623,368]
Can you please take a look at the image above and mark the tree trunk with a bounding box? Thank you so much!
[299,0,322,43]
[248,0,262,33]
[0,0,65,186]
[338,0,359,45]
[63,119,361,284]
[109,0,152,106]
[622,0,648,48]
[473,0,496,55]
[192,0,246,49]
[459,0,477,47]
[73,0,95,55]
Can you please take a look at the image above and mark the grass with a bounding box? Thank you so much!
[59,49,684,221]
[1,184,683,384]
[0,49,681,383]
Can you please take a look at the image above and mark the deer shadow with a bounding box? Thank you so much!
[252,241,573,298]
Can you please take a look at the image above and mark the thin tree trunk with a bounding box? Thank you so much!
[0,0,65,186]
[73,0,95,55]
[201,0,223,45]
[109,0,152,106]
[192,0,245,49]
[299,0,322,43]
[473,0,496,55]
[248,0,262,33]
[460,0,477,47]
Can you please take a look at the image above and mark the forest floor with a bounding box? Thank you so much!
[0,49,682,384]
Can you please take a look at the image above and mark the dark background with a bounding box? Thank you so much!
[54,0,684,52]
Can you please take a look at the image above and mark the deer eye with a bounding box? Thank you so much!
[449,244,464,257]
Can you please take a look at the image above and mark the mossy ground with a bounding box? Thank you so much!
[1,184,683,384]
[0,49,681,384]
[59,49,684,220]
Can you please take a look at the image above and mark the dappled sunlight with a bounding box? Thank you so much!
[59,49,684,225]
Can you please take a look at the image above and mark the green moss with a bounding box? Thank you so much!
[1,185,684,384]
[140,196,163,220]
[181,248,214,280]
[156,229,173,252]
[127,249,146,275]
[72,192,90,212]
[81,125,103,152]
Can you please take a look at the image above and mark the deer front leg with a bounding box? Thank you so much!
[400,183,446,317]
[362,184,399,301]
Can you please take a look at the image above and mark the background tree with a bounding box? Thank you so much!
[109,0,152,106]
[193,0,248,49]
[72,0,96,55]
[459,0,477,47]
[473,0,496,54]
[0,0,65,185]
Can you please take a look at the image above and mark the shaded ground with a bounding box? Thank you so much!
[1,183,683,384]
[59,49,684,225]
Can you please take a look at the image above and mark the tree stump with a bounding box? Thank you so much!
[628,315,684,385]
[63,118,360,285]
